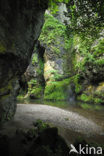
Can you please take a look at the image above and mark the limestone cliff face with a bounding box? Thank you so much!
[0,0,48,122]
[24,42,45,99]
[39,14,73,101]
[18,13,73,101]
[72,34,104,104]
[17,8,104,105]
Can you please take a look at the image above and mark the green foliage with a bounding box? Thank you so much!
[33,119,49,133]
[28,79,37,85]
[28,79,43,99]
[37,58,44,75]
[75,53,95,72]
[29,86,42,96]
[39,14,65,43]
[46,69,63,81]
[92,39,104,58]
[30,1,104,103]
[43,0,104,38]
[72,36,104,102]
[51,46,60,54]
[66,0,104,38]
[44,78,70,100]
[39,14,70,54]
[78,94,103,104]
[72,74,82,94]
[48,0,69,14]
[78,94,92,103]
[17,94,25,100]
[73,36,104,82]
[27,52,44,99]
[78,103,104,111]
[32,53,38,65]
[95,59,104,66]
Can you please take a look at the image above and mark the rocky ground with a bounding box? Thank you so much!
[0,104,104,156]
[1,104,104,137]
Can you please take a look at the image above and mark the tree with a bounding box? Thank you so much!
[49,0,104,38]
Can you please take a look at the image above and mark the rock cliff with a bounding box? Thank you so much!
[0,0,48,122]
[23,12,104,105]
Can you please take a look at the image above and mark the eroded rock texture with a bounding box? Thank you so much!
[0,0,48,122]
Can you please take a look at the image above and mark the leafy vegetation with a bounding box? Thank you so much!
[39,13,71,54]
[28,79,44,99]
[44,78,70,100]
[47,0,104,39]
[72,74,82,94]
[18,1,104,105]
[32,53,38,65]
[78,94,103,105]
[33,119,49,133]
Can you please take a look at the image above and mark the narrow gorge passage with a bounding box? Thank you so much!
[0,1,104,156]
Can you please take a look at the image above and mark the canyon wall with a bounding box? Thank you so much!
[0,0,48,122]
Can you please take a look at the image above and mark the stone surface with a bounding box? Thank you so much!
[24,42,45,99]
[0,0,48,122]
[20,13,73,101]
[0,121,69,156]
[73,35,104,103]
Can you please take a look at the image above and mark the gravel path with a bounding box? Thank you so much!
[12,104,103,136]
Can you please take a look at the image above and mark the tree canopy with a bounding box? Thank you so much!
[48,0,104,38]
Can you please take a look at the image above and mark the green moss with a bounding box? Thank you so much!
[0,79,13,94]
[72,74,82,94]
[44,78,70,100]
[33,119,49,133]
[94,97,103,104]
[92,39,104,57]
[73,36,104,78]
[17,94,25,100]
[78,93,104,104]
[39,13,71,55]
[0,42,6,53]
[95,58,104,66]
[28,79,37,87]
[51,46,60,54]
[78,94,92,102]
[27,53,44,99]
[45,69,63,81]
[29,86,43,99]
[32,53,38,65]
[37,58,44,75]
[28,79,44,99]
[39,14,65,46]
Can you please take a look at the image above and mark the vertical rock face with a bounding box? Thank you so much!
[0,0,48,122]
[24,42,45,99]
[39,14,73,101]
[21,13,74,101]
[56,3,69,24]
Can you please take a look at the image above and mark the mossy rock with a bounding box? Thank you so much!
[44,78,71,100]
[27,79,44,99]
[78,93,104,104]
[0,42,6,54]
